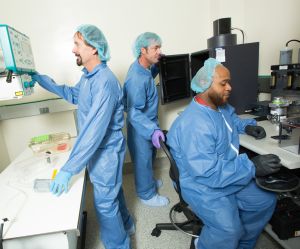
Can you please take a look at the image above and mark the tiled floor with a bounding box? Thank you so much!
[83,158,283,249]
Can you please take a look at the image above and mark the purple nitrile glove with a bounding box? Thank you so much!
[151,130,165,149]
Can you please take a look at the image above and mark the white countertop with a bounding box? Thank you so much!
[0,140,85,240]
[239,115,300,169]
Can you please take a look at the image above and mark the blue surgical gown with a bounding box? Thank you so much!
[33,63,132,249]
[167,99,276,249]
[123,60,160,200]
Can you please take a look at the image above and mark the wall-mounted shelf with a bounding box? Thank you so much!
[0,98,77,120]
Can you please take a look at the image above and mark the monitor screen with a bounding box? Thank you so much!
[158,54,191,104]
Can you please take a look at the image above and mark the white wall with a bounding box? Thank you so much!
[208,0,300,73]
[0,122,10,172]
[244,0,300,73]
[0,0,299,168]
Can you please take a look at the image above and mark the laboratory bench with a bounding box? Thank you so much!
[240,116,300,170]
[239,114,300,249]
[0,139,86,249]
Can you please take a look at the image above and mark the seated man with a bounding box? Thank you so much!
[167,58,281,249]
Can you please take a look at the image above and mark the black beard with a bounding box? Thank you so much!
[210,92,227,107]
[76,56,82,66]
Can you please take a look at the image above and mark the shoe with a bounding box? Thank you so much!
[127,223,135,236]
[194,237,199,248]
[140,194,169,207]
[156,179,163,188]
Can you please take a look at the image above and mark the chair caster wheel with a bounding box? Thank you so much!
[151,228,161,237]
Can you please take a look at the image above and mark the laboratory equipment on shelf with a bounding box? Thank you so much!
[0,24,36,100]
[279,39,300,65]
[268,97,290,124]
[270,63,300,118]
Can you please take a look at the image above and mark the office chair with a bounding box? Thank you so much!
[151,137,203,249]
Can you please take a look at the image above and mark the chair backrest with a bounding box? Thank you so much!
[159,139,186,205]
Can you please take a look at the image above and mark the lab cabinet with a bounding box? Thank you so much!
[158,54,191,104]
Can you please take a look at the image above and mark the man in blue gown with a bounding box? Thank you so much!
[167,58,281,249]
[32,25,133,249]
[123,32,169,207]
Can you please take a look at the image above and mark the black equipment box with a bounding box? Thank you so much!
[270,197,300,240]
[190,43,259,114]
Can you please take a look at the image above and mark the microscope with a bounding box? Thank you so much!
[258,44,300,240]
